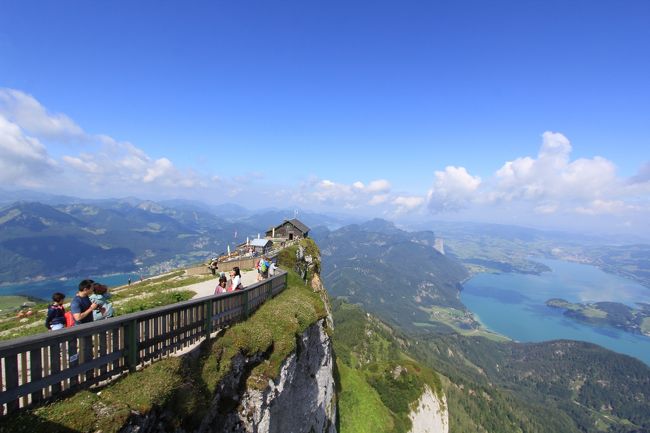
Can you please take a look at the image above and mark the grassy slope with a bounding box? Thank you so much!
[333,300,443,433]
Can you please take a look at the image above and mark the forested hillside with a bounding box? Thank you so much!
[314,219,468,330]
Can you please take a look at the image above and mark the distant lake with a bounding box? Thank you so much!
[461,259,650,366]
[0,273,138,302]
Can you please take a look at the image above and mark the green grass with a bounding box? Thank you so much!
[333,300,446,433]
[337,360,393,433]
[201,269,327,391]
[111,272,207,300]
[113,290,195,315]
[0,295,41,312]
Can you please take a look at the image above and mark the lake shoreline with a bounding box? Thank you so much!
[460,258,650,366]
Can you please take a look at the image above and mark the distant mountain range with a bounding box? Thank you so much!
[0,193,354,284]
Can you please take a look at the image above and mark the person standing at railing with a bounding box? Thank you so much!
[70,279,99,325]
[230,267,243,291]
[45,292,66,330]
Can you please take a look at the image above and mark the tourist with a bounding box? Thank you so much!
[230,267,243,291]
[259,256,270,279]
[215,275,228,294]
[90,282,114,320]
[70,279,98,325]
[209,257,219,276]
[269,260,277,277]
[45,292,66,330]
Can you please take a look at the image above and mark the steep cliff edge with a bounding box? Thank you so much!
[198,319,335,433]
[195,239,336,433]
[407,386,448,433]
[332,300,448,433]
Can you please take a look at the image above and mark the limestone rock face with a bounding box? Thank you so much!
[199,319,337,433]
[407,386,448,433]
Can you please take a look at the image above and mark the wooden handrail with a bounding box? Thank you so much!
[0,270,288,415]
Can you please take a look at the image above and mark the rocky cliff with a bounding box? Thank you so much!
[198,318,336,433]
[407,386,448,433]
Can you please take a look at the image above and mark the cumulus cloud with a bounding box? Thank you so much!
[426,131,647,219]
[427,166,481,212]
[296,178,394,209]
[0,87,210,196]
[0,115,58,186]
[0,88,85,141]
[393,195,425,214]
[493,132,617,204]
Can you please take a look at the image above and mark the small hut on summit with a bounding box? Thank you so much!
[266,218,310,240]
[249,238,272,254]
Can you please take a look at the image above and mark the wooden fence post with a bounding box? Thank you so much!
[125,320,138,372]
[205,300,214,337]
[242,290,249,319]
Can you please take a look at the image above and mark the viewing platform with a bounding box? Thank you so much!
[0,271,288,415]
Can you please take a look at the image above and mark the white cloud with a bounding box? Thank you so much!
[427,166,481,212]
[296,178,394,209]
[366,179,391,193]
[425,131,648,222]
[492,132,619,208]
[393,195,425,214]
[574,199,635,215]
[0,88,212,197]
[143,158,174,183]
[0,115,58,186]
[369,194,389,205]
[0,88,85,141]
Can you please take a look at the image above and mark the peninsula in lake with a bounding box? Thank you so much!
[547,298,650,337]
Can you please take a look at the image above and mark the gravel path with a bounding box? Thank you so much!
[187,269,261,299]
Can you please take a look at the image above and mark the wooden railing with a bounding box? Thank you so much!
[0,270,288,415]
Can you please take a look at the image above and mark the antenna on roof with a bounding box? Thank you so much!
[294,209,298,219]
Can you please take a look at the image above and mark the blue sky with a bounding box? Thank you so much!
[1,1,649,235]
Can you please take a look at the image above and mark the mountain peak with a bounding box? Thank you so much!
[358,218,402,234]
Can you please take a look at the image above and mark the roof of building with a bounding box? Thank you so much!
[268,218,310,234]
[250,238,272,247]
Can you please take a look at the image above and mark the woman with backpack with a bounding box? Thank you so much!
[45,292,67,330]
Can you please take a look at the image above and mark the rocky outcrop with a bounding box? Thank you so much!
[407,386,448,433]
[199,319,337,433]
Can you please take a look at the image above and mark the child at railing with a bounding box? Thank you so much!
[45,292,66,330]
[90,283,114,320]
[215,275,228,294]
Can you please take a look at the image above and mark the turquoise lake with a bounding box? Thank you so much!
[0,272,138,302]
[461,259,650,366]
